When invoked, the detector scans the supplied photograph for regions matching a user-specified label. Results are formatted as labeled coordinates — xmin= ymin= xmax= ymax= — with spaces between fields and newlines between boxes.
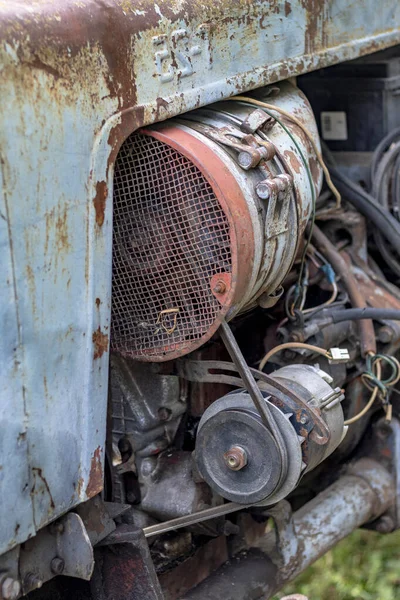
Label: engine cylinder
xmin=111 ymin=81 xmax=322 ymax=361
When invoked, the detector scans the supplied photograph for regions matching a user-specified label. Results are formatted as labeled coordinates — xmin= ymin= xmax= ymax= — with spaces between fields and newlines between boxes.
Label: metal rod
xmin=181 ymin=459 xmax=395 ymax=600
xmin=143 ymin=502 xmax=249 ymax=538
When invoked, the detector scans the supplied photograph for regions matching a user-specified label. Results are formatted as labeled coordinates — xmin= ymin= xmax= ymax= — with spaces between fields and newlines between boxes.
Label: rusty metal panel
xmin=0 ymin=0 xmax=399 ymax=555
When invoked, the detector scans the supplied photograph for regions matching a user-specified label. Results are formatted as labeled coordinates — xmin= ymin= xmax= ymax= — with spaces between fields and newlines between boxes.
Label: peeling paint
xmin=85 ymin=447 xmax=103 ymax=498
xmin=92 ymin=327 xmax=109 ymax=360
xmin=93 ymin=180 xmax=108 ymax=227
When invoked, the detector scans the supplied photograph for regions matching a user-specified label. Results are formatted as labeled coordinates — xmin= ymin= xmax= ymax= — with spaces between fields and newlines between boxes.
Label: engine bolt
xmin=299 ymin=414 xmax=308 ymax=425
xmin=213 ymin=280 xmax=226 ymax=294
xmin=378 ymin=325 xmax=394 ymax=344
xmin=49 ymin=521 xmax=64 ymax=535
xmin=223 ymin=446 xmax=247 ymax=471
xmin=255 ymin=181 xmax=272 ymax=200
xmin=24 ymin=573 xmax=43 ymax=591
xmin=158 ymin=407 xmax=171 ymax=421
xmin=50 ymin=557 xmax=65 ymax=575
xmin=1 ymin=577 xmax=21 ymax=600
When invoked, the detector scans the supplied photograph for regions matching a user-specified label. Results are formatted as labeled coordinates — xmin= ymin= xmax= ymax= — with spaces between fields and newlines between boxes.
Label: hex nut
xmin=255 ymin=181 xmax=272 ymax=200
xmin=299 ymin=414 xmax=308 ymax=425
xmin=24 ymin=573 xmax=43 ymax=591
xmin=50 ymin=557 xmax=65 ymax=575
xmin=1 ymin=577 xmax=21 ymax=600
xmin=223 ymin=446 xmax=248 ymax=471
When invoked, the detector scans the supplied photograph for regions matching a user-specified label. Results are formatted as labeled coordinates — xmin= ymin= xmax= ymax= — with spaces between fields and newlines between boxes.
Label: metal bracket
xmin=20 ymin=512 xmax=94 ymax=596
xmin=193 ymin=123 xmax=276 ymax=169
xmin=92 ymin=525 xmax=164 ymax=600
xmin=263 ymin=501 xmax=299 ymax=582
xmin=177 ymin=357 xmax=330 ymax=444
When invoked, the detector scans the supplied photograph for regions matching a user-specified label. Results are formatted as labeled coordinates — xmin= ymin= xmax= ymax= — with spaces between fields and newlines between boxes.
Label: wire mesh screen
xmin=111 ymin=132 xmax=232 ymax=360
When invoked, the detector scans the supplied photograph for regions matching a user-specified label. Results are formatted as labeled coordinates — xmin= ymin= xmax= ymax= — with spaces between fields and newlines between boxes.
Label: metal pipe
xmin=312 ymin=225 xmax=376 ymax=356
xmin=181 ymin=459 xmax=394 ymax=600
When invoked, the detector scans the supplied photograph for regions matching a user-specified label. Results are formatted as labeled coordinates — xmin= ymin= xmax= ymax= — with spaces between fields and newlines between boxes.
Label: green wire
xmin=237 ymin=101 xmax=317 ymax=309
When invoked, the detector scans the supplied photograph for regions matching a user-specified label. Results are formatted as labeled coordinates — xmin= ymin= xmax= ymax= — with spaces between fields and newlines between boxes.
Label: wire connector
xmin=328 ymin=347 xmax=350 ymax=363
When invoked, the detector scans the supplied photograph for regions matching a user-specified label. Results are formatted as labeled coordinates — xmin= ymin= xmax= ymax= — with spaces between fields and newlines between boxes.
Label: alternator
xmin=195 ymin=365 xmax=346 ymax=505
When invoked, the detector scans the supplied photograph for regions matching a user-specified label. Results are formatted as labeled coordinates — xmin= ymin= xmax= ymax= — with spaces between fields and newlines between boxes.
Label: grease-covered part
xmin=111 ymin=81 xmax=322 ymax=361
xmin=195 ymin=365 xmax=345 ymax=504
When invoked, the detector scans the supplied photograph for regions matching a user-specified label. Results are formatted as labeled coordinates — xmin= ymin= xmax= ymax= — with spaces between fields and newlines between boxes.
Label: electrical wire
xmin=259 ymin=342 xmax=332 ymax=371
xmin=322 ymin=141 xmax=400 ymax=253
xmin=344 ymin=354 xmax=400 ymax=425
xmin=370 ymin=135 xmax=400 ymax=278
xmin=302 ymin=280 xmax=338 ymax=314
xmin=343 ymin=360 xmax=381 ymax=425
xmin=284 ymin=272 xmax=338 ymax=317
xmin=370 ymin=126 xmax=400 ymax=184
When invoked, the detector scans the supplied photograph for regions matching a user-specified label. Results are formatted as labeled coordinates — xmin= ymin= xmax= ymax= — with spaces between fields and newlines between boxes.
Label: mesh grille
xmin=111 ymin=132 xmax=232 ymax=360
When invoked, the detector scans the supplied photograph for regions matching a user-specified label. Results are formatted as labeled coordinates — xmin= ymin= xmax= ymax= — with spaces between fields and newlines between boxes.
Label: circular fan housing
xmin=111 ymin=125 xmax=255 ymax=361
xmin=111 ymin=83 xmax=322 ymax=361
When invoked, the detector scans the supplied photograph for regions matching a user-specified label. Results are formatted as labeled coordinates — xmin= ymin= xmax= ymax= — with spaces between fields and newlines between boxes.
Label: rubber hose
xmin=330 ymin=168 xmax=400 ymax=250
xmin=330 ymin=307 xmax=400 ymax=324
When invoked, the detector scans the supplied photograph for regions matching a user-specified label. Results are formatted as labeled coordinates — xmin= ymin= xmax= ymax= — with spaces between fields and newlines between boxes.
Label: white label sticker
xmin=321 ymin=111 xmax=348 ymax=141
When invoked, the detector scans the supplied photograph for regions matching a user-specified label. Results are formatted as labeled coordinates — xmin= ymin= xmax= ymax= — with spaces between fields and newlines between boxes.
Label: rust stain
xmin=284 ymin=149 xmax=301 ymax=174
xmin=284 ymin=1 xmax=292 ymax=16
xmin=155 ymin=96 xmax=170 ymax=121
xmin=76 ymin=476 xmax=84 ymax=497
xmin=95 ymin=297 xmax=101 ymax=308
xmin=300 ymin=0 xmax=327 ymax=54
xmin=32 ymin=467 xmax=55 ymax=509
xmin=93 ymin=180 xmax=108 ymax=227
xmin=308 ymin=155 xmax=321 ymax=184
xmin=85 ymin=446 xmax=103 ymax=498
xmin=55 ymin=207 xmax=70 ymax=251
xmin=92 ymin=326 xmax=109 ymax=359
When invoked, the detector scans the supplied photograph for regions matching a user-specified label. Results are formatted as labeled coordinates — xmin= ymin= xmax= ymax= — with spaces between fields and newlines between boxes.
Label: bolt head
xmin=299 ymin=414 xmax=308 ymax=425
xmin=24 ymin=573 xmax=43 ymax=591
xmin=158 ymin=407 xmax=171 ymax=421
xmin=49 ymin=521 xmax=64 ymax=535
xmin=2 ymin=577 xmax=21 ymax=600
xmin=378 ymin=326 xmax=394 ymax=344
xmin=237 ymin=151 xmax=254 ymax=170
xmin=50 ymin=557 xmax=65 ymax=575
xmin=256 ymin=182 xmax=272 ymax=200
xmin=223 ymin=446 xmax=248 ymax=471
xmin=213 ymin=280 xmax=226 ymax=294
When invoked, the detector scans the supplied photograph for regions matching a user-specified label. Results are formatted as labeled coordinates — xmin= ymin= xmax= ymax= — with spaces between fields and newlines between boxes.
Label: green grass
xmin=273 ymin=529 xmax=400 ymax=600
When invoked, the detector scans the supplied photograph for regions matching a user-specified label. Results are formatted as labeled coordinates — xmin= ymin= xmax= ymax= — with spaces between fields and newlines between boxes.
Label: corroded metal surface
xmin=0 ymin=0 xmax=400 ymax=555
xmin=183 ymin=459 xmax=395 ymax=600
